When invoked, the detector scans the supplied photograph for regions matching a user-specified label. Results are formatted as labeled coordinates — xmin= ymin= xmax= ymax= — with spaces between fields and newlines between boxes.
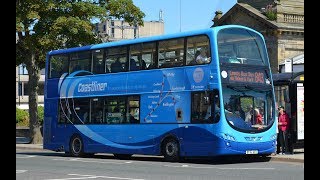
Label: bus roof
xmin=48 ymin=24 xmax=255 ymax=56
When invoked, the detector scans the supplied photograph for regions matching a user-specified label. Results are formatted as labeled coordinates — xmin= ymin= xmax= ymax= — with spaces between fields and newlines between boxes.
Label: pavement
xmin=16 ymin=137 xmax=304 ymax=163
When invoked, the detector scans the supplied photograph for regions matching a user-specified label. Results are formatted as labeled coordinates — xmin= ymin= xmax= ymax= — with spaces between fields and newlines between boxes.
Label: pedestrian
xmin=277 ymin=105 xmax=290 ymax=155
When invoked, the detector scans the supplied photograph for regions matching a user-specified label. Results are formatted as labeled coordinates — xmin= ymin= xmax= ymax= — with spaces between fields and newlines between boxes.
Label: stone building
xmin=212 ymin=0 xmax=304 ymax=73
xmin=96 ymin=10 xmax=164 ymax=42
xmin=16 ymin=65 xmax=45 ymax=110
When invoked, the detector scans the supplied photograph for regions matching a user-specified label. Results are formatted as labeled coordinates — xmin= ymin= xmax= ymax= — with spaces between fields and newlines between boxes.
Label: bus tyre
xmin=70 ymin=135 xmax=84 ymax=157
xmin=162 ymin=138 xmax=180 ymax=162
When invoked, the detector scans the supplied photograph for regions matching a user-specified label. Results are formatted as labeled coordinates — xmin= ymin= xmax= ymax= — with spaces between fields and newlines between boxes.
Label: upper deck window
xmin=217 ymin=28 xmax=268 ymax=66
xmin=92 ymin=49 xmax=105 ymax=74
xmin=49 ymin=54 xmax=68 ymax=78
xmin=186 ymin=35 xmax=211 ymax=65
xmin=130 ymin=42 xmax=156 ymax=70
xmin=158 ymin=38 xmax=184 ymax=68
xmin=106 ymin=46 xmax=127 ymax=73
xmin=69 ymin=51 xmax=91 ymax=74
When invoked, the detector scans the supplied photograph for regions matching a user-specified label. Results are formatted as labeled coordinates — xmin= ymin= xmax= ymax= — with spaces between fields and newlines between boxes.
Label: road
xmin=16 ymin=149 xmax=304 ymax=180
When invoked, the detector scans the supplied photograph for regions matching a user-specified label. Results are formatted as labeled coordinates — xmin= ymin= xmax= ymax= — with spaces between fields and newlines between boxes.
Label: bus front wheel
xmin=70 ymin=134 xmax=84 ymax=157
xmin=162 ymin=138 xmax=180 ymax=162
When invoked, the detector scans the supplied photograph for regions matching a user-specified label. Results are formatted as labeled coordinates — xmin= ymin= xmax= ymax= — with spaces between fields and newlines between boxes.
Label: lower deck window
xmin=58 ymin=95 xmax=140 ymax=125
xmin=191 ymin=90 xmax=219 ymax=123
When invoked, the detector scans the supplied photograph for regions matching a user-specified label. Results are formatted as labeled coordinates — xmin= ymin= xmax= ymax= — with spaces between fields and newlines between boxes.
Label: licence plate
xmin=246 ymin=150 xmax=258 ymax=154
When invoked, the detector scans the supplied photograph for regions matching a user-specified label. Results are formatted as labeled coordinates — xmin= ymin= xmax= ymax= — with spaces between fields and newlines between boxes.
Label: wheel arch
xmin=160 ymin=133 xmax=181 ymax=155
xmin=69 ymin=133 xmax=85 ymax=157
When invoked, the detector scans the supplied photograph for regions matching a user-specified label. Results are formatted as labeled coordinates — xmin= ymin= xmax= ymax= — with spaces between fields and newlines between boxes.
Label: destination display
xmin=221 ymin=68 xmax=267 ymax=84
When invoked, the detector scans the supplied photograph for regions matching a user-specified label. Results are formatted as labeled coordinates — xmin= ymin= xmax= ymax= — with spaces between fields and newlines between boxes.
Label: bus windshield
xmin=217 ymin=28 xmax=268 ymax=65
xmin=222 ymin=84 xmax=274 ymax=132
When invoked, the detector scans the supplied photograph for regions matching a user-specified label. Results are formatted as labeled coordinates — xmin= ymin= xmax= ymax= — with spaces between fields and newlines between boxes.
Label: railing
xmin=283 ymin=14 xmax=304 ymax=23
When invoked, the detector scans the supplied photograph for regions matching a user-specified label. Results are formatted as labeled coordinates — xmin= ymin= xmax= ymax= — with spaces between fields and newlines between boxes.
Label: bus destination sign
xmin=223 ymin=69 xmax=266 ymax=84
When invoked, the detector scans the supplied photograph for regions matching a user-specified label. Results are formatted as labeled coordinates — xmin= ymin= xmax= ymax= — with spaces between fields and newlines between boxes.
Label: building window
xmin=18 ymin=82 xmax=23 ymax=96
xmin=111 ymin=28 xmax=115 ymax=37
xmin=18 ymin=64 xmax=28 ymax=75
xmin=40 ymin=68 xmax=45 ymax=75
xmin=37 ymin=83 xmax=44 ymax=95
xmin=134 ymin=27 xmax=137 ymax=38
xmin=23 ymin=82 xmax=29 ymax=96
xmin=111 ymin=21 xmax=115 ymax=37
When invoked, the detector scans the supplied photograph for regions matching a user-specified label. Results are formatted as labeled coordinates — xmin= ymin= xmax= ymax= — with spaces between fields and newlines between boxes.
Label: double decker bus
xmin=43 ymin=25 xmax=277 ymax=161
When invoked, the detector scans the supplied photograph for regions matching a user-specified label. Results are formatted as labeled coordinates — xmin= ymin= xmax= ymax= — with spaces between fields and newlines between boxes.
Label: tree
xmin=16 ymin=0 xmax=145 ymax=144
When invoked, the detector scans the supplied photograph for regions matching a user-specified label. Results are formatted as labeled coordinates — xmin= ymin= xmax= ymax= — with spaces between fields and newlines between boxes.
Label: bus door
xmin=181 ymin=90 xmax=218 ymax=156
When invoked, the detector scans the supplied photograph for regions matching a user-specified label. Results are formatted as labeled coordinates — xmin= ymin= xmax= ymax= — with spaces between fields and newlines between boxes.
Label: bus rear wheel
xmin=70 ymin=134 xmax=84 ymax=157
xmin=162 ymin=138 xmax=180 ymax=162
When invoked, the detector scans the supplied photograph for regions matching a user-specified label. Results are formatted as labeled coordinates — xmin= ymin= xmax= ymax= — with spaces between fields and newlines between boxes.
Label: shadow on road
xmin=16 ymin=151 xmax=271 ymax=165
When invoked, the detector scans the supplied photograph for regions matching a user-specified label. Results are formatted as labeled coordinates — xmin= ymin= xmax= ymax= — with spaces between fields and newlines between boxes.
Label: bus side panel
xmin=43 ymin=99 xmax=69 ymax=151
xmin=180 ymin=124 xmax=222 ymax=157
xmin=71 ymin=124 xmax=183 ymax=155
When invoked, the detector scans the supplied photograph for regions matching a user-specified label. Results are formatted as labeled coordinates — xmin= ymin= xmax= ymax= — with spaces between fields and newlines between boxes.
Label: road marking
xmin=16 ymin=170 xmax=28 ymax=173
xmin=45 ymin=173 xmax=144 ymax=180
xmin=52 ymin=158 xmax=133 ymax=165
xmin=16 ymin=155 xmax=36 ymax=158
xmin=218 ymin=167 xmax=275 ymax=170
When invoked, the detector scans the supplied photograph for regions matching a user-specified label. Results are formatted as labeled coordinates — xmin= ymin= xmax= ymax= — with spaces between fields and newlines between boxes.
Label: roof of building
xmin=213 ymin=3 xmax=304 ymax=31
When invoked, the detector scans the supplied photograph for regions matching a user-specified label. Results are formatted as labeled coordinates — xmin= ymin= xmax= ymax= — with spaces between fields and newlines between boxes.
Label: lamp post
xmin=18 ymin=65 xmax=21 ymax=106
xmin=291 ymin=57 xmax=294 ymax=80
xmin=179 ymin=0 xmax=181 ymax=32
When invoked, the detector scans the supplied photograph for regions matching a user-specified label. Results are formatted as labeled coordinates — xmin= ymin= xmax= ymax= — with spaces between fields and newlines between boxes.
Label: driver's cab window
xmin=191 ymin=90 xmax=220 ymax=123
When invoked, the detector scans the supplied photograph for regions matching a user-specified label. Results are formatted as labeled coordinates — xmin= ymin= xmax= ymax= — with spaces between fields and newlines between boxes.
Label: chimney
xmin=159 ymin=9 xmax=164 ymax=22
xmin=212 ymin=10 xmax=223 ymax=26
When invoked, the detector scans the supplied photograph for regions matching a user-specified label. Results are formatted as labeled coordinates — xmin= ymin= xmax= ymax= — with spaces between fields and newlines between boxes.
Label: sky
xmin=132 ymin=0 xmax=237 ymax=35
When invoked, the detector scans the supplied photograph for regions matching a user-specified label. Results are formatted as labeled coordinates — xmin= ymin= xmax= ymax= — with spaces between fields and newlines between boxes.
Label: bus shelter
xmin=272 ymin=71 xmax=304 ymax=152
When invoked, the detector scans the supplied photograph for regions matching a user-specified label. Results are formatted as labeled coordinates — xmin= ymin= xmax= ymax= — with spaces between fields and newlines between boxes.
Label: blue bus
xmin=43 ymin=25 xmax=277 ymax=161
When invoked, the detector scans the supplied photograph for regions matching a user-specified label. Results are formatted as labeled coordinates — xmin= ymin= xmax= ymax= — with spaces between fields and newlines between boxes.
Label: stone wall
xmin=16 ymin=127 xmax=29 ymax=137
xmin=278 ymin=33 xmax=304 ymax=61
xmin=264 ymin=35 xmax=279 ymax=73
